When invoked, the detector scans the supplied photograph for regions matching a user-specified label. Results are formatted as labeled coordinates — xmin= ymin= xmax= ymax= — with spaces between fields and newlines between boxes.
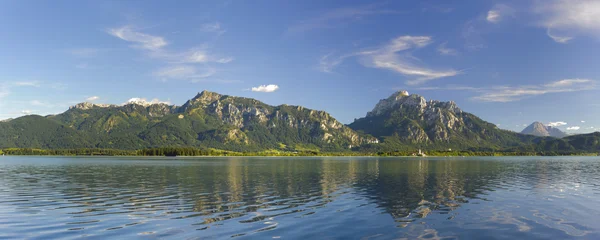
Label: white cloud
xmin=549 ymin=121 xmax=567 ymax=127
xmin=486 ymin=4 xmax=515 ymax=23
xmin=320 ymin=36 xmax=459 ymax=85
xmin=153 ymin=65 xmax=216 ymax=82
xmin=487 ymin=11 xmax=501 ymax=23
xmin=14 ymin=81 xmax=41 ymax=87
xmin=567 ymin=126 xmax=580 ymax=131
xmin=251 ymin=84 xmax=279 ymax=93
xmin=534 ymin=0 xmax=600 ymax=43
xmin=86 ymin=96 xmax=100 ymax=102
xmin=437 ymin=42 xmax=458 ymax=56
xmin=581 ymin=120 xmax=586 ymax=123
xmin=108 ymin=26 xmax=167 ymax=51
xmin=21 ymin=110 xmax=32 ymax=115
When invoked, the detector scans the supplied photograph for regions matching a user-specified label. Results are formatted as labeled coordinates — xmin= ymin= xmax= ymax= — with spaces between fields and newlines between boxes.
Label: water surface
xmin=0 ymin=156 xmax=599 ymax=239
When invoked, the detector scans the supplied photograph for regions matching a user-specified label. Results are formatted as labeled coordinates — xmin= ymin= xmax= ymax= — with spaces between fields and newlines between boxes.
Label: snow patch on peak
xmin=124 ymin=98 xmax=170 ymax=107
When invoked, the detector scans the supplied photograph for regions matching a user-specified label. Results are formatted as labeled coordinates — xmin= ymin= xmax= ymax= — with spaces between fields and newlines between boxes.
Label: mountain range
xmin=0 ymin=90 xmax=597 ymax=153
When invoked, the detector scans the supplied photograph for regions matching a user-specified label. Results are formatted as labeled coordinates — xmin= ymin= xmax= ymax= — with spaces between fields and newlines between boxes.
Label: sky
xmin=1 ymin=0 xmax=600 ymax=133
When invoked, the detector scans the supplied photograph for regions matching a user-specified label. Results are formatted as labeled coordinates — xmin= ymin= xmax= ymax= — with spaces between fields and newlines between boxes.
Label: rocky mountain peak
xmin=521 ymin=121 xmax=567 ymax=138
xmin=367 ymin=91 xmax=460 ymax=117
xmin=192 ymin=90 xmax=222 ymax=103
xmin=69 ymin=102 xmax=115 ymax=110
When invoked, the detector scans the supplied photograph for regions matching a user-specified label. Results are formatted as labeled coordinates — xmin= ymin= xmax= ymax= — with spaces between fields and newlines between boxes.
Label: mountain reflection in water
xmin=0 ymin=157 xmax=599 ymax=239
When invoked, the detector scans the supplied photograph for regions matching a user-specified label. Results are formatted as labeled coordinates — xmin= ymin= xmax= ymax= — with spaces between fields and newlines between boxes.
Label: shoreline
xmin=2 ymin=147 xmax=597 ymax=157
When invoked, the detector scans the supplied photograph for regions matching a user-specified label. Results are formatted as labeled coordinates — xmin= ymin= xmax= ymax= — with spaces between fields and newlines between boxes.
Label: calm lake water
xmin=1 ymin=156 xmax=599 ymax=239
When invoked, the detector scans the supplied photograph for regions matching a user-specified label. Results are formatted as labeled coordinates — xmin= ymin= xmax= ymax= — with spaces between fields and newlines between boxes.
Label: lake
xmin=0 ymin=156 xmax=599 ymax=239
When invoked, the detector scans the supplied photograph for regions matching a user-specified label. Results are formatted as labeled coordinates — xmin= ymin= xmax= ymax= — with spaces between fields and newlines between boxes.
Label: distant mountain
xmin=348 ymin=91 xmax=539 ymax=151
xmin=0 ymin=91 xmax=375 ymax=151
xmin=521 ymin=122 xmax=567 ymax=138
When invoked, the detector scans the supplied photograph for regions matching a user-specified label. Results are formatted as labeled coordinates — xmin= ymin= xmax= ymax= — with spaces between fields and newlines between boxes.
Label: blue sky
xmin=1 ymin=0 xmax=600 ymax=133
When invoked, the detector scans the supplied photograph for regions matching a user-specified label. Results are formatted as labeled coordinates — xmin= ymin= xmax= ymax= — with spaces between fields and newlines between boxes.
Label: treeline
xmin=1 ymin=147 xmax=598 ymax=157
xmin=1 ymin=148 xmax=136 ymax=156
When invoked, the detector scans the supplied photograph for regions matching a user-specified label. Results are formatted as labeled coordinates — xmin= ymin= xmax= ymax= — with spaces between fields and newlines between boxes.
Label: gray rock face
xmin=178 ymin=91 xmax=375 ymax=146
xmin=349 ymin=90 xmax=523 ymax=148
xmin=521 ymin=122 xmax=567 ymax=138
xmin=70 ymin=102 xmax=116 ymax=110
xmin=366 ymin=91 xmax=466 ymax=142
xmin=368 ymin=91 xmax=462 ymax=118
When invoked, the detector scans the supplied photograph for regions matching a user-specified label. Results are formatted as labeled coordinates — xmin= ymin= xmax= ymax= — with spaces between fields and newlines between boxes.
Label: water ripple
xmin=0 ymin=156 xmax=599 ymax=239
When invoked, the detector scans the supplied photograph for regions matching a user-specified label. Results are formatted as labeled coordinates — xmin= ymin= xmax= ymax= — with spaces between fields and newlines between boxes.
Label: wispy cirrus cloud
xmin=437 ymin=42 xmax=458 ymax=56
xmin=14 ymin=81 xmax=41 ymax=87
xmin=108 ymin=26 xmax=168 ymax=51
xmin=473 ymin=79 xmax=595 ymax=102
xmin=546 ymin=28 xmax=573 ymax=43
xmin=486 ymin=4 xmax=515 ymax=23
xmin=287 ymin=3 xmax=402 ymax=34
xmin=251 ymin=84 xmax=279 ymax=93
xmin=533 ymin=0 xmax=600 ymax=43
xmin=462 ymin=4 xmax=515 ymax=51
xmin=108 ymin=25 xmax=233 ymax=83
xmin=318 ymin=52 xmax=355 ymax=73
xmin=419 ymin=79 xmax=595 ymax=102
xmin=153 ymin=65 xmax=217 ymax=82
xmin=320 ymin=36 xmax=459 ymax=85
